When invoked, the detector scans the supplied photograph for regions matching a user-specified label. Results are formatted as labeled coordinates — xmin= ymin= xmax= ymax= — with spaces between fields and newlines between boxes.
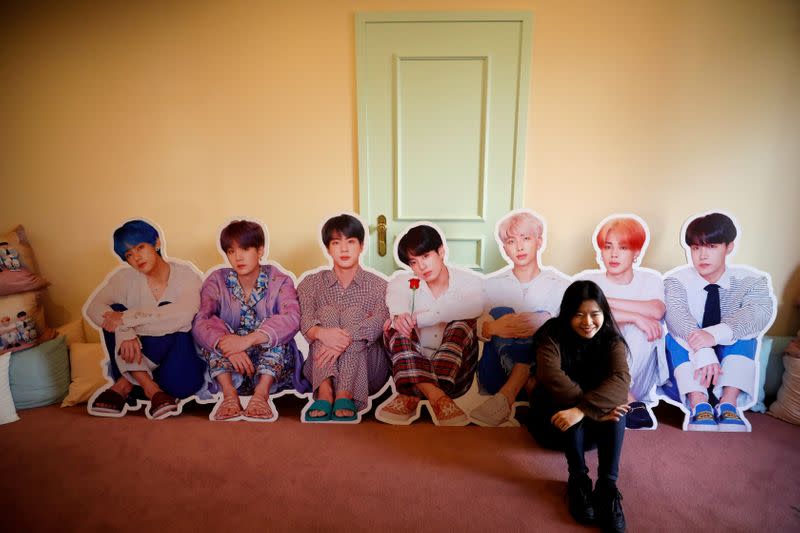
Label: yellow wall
xmin=2 ymin=0 xmax=799 ymax=337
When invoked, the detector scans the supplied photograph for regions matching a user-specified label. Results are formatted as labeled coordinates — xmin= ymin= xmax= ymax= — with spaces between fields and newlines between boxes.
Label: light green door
xmin=356 ymin=12 xmax=532 ymax=275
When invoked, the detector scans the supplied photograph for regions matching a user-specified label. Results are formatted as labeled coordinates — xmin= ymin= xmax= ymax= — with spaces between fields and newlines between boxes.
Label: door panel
xmin=356 ymin=13 xmax=532 ymax=275
xmin=397 ymin=57 xmax=486 ymax=221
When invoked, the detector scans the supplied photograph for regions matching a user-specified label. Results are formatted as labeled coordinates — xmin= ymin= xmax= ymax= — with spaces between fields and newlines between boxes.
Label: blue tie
xmin=702 ymin=284 xmax=721 ymax=328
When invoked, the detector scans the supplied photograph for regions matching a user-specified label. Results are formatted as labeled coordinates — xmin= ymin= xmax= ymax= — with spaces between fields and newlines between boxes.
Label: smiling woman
xmin=525 ymin=280 xmax=631 ymax=532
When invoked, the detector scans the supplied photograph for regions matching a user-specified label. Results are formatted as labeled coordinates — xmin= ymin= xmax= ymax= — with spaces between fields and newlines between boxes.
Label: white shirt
xmin=386 ymin=266 xmax=484 ymax=356
xmin=85 ymin=260 xmax=202 ymax=355
xmin=580 ymin=269 xmax=666 ymax=378
xmin=483 ymin=267 xmax=571 ymax=316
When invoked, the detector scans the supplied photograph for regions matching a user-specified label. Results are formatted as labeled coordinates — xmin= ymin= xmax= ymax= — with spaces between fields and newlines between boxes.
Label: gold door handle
xmin=377 ymin=215 xmax=387 ymax=257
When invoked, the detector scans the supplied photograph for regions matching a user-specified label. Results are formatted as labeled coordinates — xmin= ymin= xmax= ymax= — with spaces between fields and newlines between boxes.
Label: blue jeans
xmin=565 ymin=416 xmax=626 ymax=482
xmin=102 ymin=303 xmax=206 ymax=401
xmin=478 ymin=307 xmax=534 ymax=395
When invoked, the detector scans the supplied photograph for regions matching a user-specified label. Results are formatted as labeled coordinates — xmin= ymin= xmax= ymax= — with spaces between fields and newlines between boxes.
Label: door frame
xmin=354 ymin=11 xmax=533 ymax=225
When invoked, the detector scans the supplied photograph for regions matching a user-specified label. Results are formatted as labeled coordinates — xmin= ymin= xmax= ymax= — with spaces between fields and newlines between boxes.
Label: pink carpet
xmin=1 ymin=398 xmax=798 ymax=532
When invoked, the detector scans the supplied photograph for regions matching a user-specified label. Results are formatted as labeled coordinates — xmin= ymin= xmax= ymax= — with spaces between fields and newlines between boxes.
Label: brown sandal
xmin=244 ymin=395 xmax=273 ymax=420
xmin=147 ymin=391 xmax=178 ymax=420
xmin=214 ymin=396 xmax=243 ymax=421
xmin=90 ymin=388 xmax=127 ymax=416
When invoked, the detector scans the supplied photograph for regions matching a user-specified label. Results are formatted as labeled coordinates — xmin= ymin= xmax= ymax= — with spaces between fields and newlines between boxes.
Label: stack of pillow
xmin=0 ymin=225 xmax=68 ymax=424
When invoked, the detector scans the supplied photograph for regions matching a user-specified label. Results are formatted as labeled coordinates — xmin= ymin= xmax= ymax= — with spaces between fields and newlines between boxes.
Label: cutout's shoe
xmin=89 ymin=388 xmax=127 ymax=416
xmin=470 ymin=393 xmax=511 ymax=426
xmin=243 ymin=395 xmax=274 ymax=420
xmin=147 ymin=391 xmax=178 ymax=420
xmin=716 ymin=402 xmax=748 ymax=432
xmin=378 ymin=394 xmax=420 ymax=424
xmin=304 ymin=399 xmax=333 ymax=422
xmin=331 ymin=398 xmax=358 ymax=422
xmin=687 ymin=402 xmax=717 ymax=432
xmin=213 ymin=396 xmax=243 ymax=421
xmin=430 ymin=396 xmax=469 ymax=426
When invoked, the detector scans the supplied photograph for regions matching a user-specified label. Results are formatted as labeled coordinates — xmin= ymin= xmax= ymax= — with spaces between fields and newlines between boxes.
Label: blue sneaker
xmin=716 ymin=402 xmax=748 ymax=432
xmin=687 ymin=402 xmax=717 ymax=431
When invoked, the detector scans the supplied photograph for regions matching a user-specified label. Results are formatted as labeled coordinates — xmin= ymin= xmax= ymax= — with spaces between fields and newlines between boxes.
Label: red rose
xmin=409 ymin=278 xmax=420 ymax=290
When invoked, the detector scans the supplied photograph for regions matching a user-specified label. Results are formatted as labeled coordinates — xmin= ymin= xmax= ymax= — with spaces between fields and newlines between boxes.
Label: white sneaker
xmin=470 ymin=393 xmax=511 ymax=426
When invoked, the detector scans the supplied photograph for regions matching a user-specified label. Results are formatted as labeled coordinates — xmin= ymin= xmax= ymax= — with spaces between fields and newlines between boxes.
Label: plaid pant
xmin=383 ymin=319 xmax=478 ymax=399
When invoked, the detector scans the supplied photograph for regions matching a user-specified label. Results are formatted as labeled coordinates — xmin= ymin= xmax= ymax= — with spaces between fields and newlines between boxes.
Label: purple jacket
xmin=192 ymin=264 xmax=310 ymax=393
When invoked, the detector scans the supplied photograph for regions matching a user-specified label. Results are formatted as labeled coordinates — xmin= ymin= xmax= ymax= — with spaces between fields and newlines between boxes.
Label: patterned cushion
xmin=0 ymin=291 xmax=55 ymax=354
xmin=0 ymin=225 xmax=48 ymax=296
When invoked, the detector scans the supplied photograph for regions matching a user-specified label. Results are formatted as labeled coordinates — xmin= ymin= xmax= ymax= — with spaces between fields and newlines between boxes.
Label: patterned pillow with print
xmin=0 ymin=225 xmax=49 ymax=296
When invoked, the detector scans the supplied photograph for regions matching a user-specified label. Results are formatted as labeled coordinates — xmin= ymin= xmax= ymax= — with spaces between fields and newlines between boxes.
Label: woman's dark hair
xmin=685 ymin=212 xmax=737 ymax=246
xmin=557 ymin=280 xmax=623 ymax=345
xmin=220 ymin=220 xmax=265 ymax=252
xmin=397 ymin=225 xmax=444 ymax=265
xmin=321 ymin=214 xmax=365 ymax=247
xmin=544 ymin=280 xmax=627 ymax=380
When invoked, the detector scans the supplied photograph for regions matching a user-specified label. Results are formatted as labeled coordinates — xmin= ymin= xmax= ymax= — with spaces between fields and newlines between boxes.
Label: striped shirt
xmin=664 ymin=265 xmax=774 ymax=367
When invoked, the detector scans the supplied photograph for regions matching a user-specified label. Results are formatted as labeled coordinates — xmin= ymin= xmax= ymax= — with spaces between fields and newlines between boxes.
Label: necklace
xmin=147 ymin=263 xmax=170 ymax=301
xmin=148 ymin=278 xmax=167 ymax=300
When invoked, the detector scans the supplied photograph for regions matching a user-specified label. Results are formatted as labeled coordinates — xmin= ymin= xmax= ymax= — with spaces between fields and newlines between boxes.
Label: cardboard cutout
xmin=295 ymin=213 xmax=392 ymax=423
xmin=660 ymin=211 xmax=776 ymax=432
xmin=376 ymin=222 xmax=485 ymax=426
xmin=83 ymin=219 xmax=205 ymax=420
xmin=192 ymin=218 xmax=310 ymax=422
xmin=471 ymin=208 xmax=571 ymax=427
xmin=576 ymin=214 xmax=666 ymax=430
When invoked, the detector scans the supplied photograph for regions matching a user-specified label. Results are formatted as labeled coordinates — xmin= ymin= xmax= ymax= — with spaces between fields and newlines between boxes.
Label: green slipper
xmin=331 ymin=398 xmax=358 ymax=422
xmin=304 ymin=399 xmax=332 ymax=422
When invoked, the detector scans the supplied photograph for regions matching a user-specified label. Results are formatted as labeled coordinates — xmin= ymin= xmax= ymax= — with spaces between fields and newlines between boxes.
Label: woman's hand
xmin=101 ymin=311 xmax=124 ymax=332
xmin=632 ymin=315 xmax=664 ymax=342
xmin=316 ymin=327 xmax=352 ymax=352
xmin=226 ymin=351 xmax=255 ymax=376
xmin=218 ymin=334 xmax=255 ymax=356
xmin=599 ymin=404 xmax=631 ymax=422
xmin=118 ymin=338 xmax=143 ymax=364
xmin=551 ymin=407 xmax=585 ymax=432
xmin=393 ymin=313 xmax=417 ymax=339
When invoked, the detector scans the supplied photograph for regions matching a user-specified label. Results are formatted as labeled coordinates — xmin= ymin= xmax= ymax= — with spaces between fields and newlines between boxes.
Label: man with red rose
xmin=379 ymin=223 xmax=484 ymax=426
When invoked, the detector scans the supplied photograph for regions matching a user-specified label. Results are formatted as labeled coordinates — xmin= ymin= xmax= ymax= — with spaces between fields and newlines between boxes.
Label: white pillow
xmin=0 ymin=351 xmax=20 ymax=425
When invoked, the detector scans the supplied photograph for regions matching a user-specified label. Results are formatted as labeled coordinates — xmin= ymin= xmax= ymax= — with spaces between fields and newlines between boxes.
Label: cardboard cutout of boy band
xmin=661 ymin=211 xmax=776 ymax=432
xmin=472 ymin=209 xmax=571 ymax=427
xmin=84 ymin=219 xmax=206 ymax=419
xmin=576 ymin=214 xmax=666 ymax=430
xmin=296 ymin=213 xmax=392 ymax=423
xmin=191 ymin=219 xmax=310 ymax=422
xmin=376 ymin=222 xmax=484 ymax=426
